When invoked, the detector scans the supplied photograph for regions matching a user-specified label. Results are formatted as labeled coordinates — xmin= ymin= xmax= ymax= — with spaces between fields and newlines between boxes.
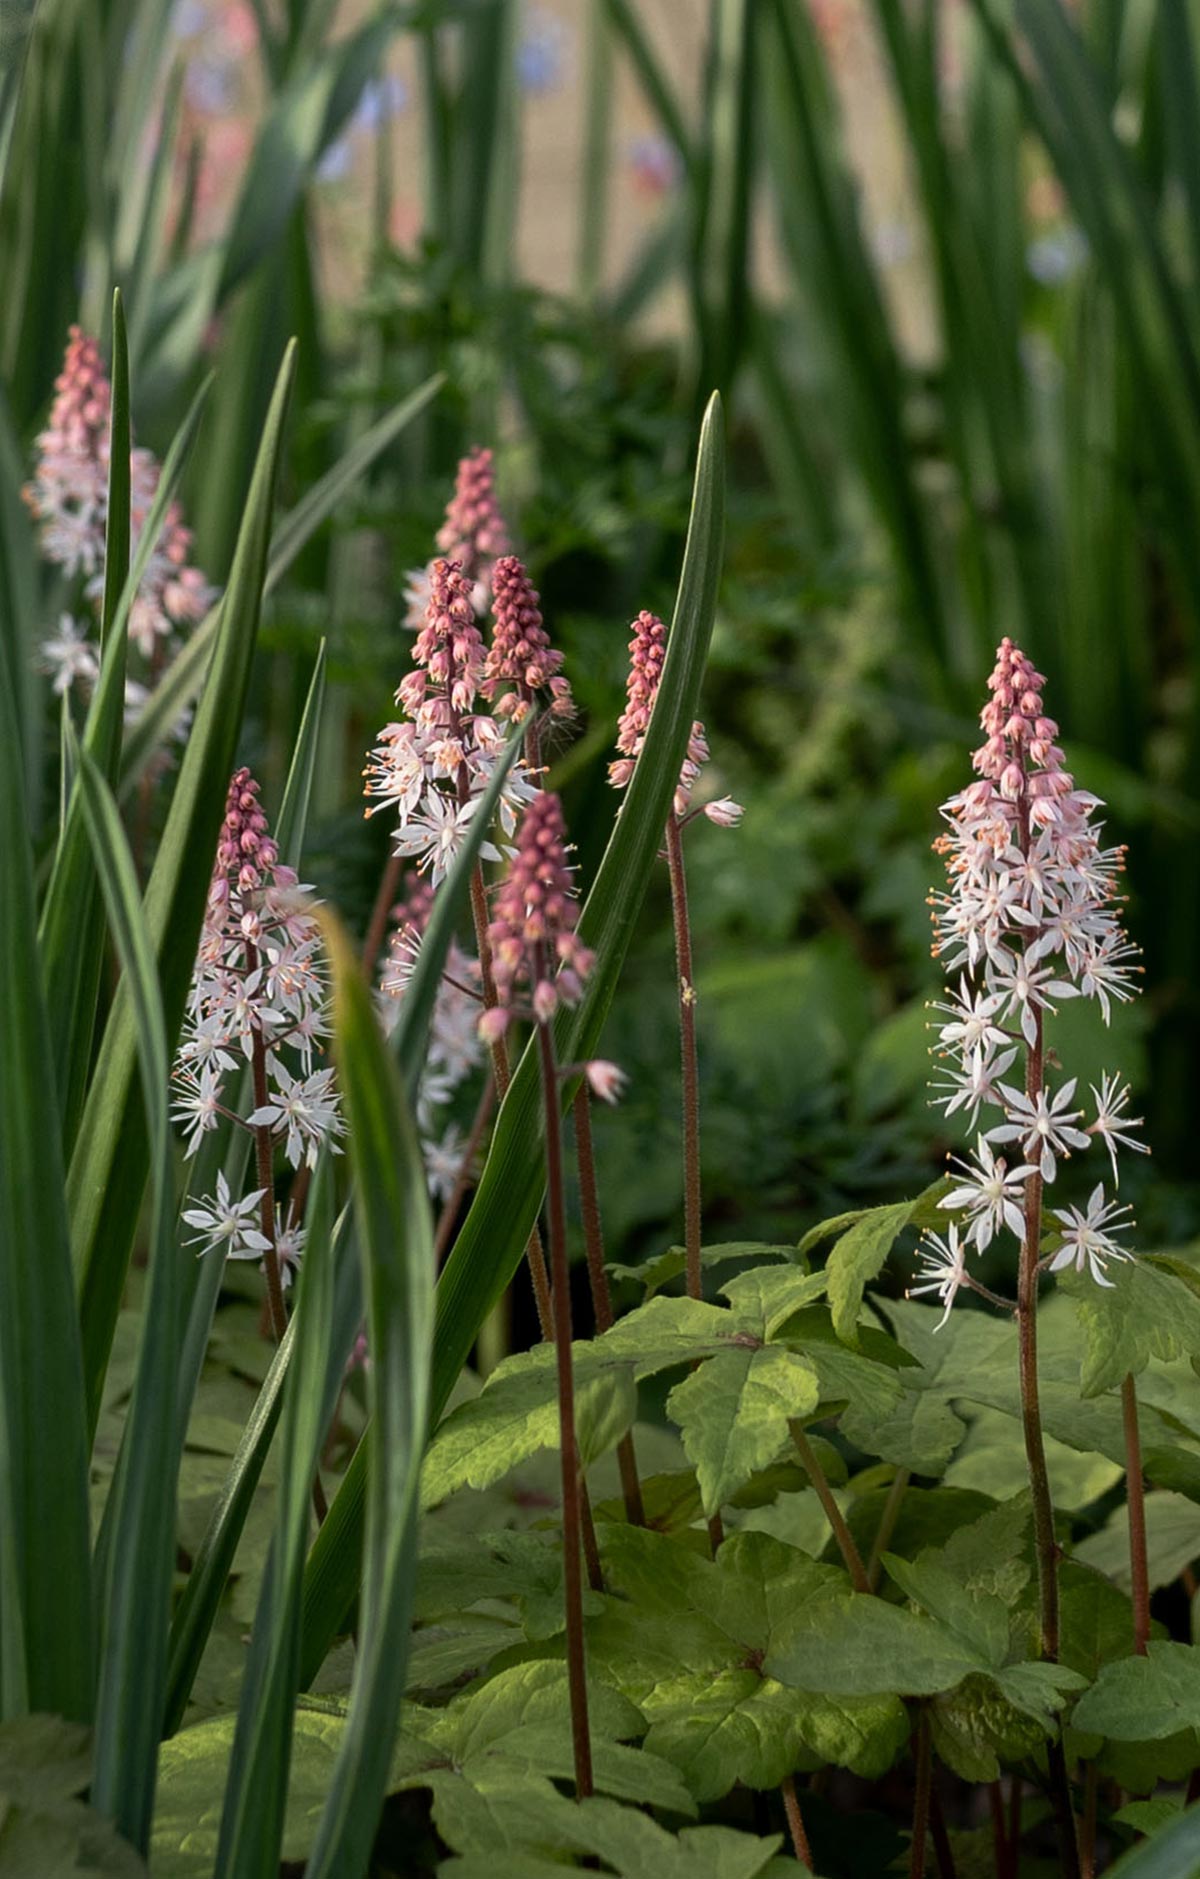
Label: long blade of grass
xmin=117 ymin=372 xmax=445 ymax=797
xmin=759 ymin=0 xmax=952 ymax=676
xmin=68 ymin=343 xmax=297 ymax=1439
xmin=74 ymin=747 xmax=180 ymax=1853
xmin=0 ymin=632 xmax=93 ymax=1724
xmin=603 ymin=0 xmax=695 ymax=176
xmin=39 ymin=347 xmax=212 ymax=1156
xmin=214 ymin=1157 xmax=340 ymax=1878
xmin=38 ymin=290 xmax=130 ymax=1150
xmin=298 ymin=390 xmax=727 ymax=1682
xmin=0 ymin=382 xmax=43 ymax=819
xmin=302 ymin=913 xmax=433 ymax=1879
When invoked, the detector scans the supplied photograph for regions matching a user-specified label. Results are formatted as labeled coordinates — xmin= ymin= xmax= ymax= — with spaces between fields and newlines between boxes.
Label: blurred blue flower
xmin=172 ymin=0 xmax=206 ymax=38
xmin=627 ymin=133 xmax=681 ymax=197
xmin=316 ymin=136 xmax=353 ymax=184
xmin=517 ymin=6 xmax=569 ymax=95
xmin=353 ymin=72 xmax=409 ymax=132
xmin=1026 ymin=224 xmax=1088 ymax=286
xmin=185 ymin=54 xmax=235 ymax=115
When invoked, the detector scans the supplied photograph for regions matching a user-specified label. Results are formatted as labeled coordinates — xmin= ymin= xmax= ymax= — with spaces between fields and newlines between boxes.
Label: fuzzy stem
xmin=1122 ymin=1372 xmax=1151 ymax=1656
xmin=665 ymin=814 xmax=723 ymax=1551
xmin=245 ymin=946 xmax=289 ymax=1349
xmin=789 ymin=1420 xmax=870 ymax=1593
xmin=1018 ymin=1012 xmax=1060 ymax=1664
xmin=362 ymin=851 xmax=403 ymax=978
xmin=248 ymin=994 xmax=326 ymax=1525
xmin=664 ymin=814 xmax=702 ymax=1300
xmin=866 ymin=1468 xmax=910 ymax=1591
xmin=780 ymin=1774 xmax=813 ymax=1868
xmin=1006 ymin=1777 xmax=1022 ymax=1879
xmin=1019 ymin=1022 xmax=1081 ymax=1878
xmin=535 ymin=1006 xmax=593 ymax=1799
xmin=573 ymin=1085 xmax=645 ymax=1527
xmin=1080 ymin=1760 xmax=1099 ymax=1879
xmin=909 ymin=1713 xmax=932 ymax=1879
xmin=929 ymin=1789 xmax=957 ymax=1879
xmin=467 ymin=857 xmax=554 ymax=1339
xmin=988 ymin=1781 xmax=1007 ymax=1878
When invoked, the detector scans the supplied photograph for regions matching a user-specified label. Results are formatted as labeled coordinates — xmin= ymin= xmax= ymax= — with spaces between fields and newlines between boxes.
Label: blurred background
xmin=3 ymin=0 xmax=1199 ymax=1287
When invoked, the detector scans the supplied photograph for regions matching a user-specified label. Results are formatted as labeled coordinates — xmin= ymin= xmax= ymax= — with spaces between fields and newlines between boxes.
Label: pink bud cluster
xmin=484 ymin=554 xmax=573 ymax=723
xmin=482 ymin=790 xmax=594 ymax=1035
xmin=363 ymin=558 xmax=537 ymax=885
xmin=436 ymin=446 xmax=511 ymax=597
xmin=919 ymin=639 xmax=1148 ymax=1315
xmin=172 ymin=768 xmax=343 ymax=1192
xmin=26 ymin=327 xmax=215 ymax=697
xmin=608 ymin=609 xmax=741 ymax=825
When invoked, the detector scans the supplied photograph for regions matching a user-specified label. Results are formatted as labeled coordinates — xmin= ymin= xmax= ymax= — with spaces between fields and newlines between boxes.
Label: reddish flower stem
xmin=664 ymin=813 xmax=702 ymax=1299
xmin=573 ymin=1085 xmax=645 ymax=1528
xmin=535 ymin=1000 xmax=593 ymax=1799
xmin=929 ymin=1790 xmax=957 ymax=1879
xmin=1122 ymin=1372 xmax=1151 ymax=1655
xmin=909 ymin=1713 xmax=932 ymax=1879
xmin=665 ymin=813 xmax=724 ymax=1553
xmin=362 ymin=851 xmax=403 ymax=979
xmin=246 ymin=949 xmax=327 ymax=1525
xmin=780 ymin=1774 xmax=813 ymax=1868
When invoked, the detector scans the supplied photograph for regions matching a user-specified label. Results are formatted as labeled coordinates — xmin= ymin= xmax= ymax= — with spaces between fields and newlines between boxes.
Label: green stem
xmin=790 ymin=1420 xmax=869 ymax=1593
xmin=866 ymin=1467 xmax=910 ymax=1591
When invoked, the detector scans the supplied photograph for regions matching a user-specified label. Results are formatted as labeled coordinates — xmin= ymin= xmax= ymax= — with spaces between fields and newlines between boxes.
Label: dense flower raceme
xmin=25 ymin=326 xmax=215 ymax=701
xmin=380 ymin=876 xmax=486 ymax=1202
xmin=405 ymin=446 xmax=511 ymax=627
xmin=363 ymin=557 xmax=538 ymax=886
xmin=484 ymin=554 xmax=573 ymax=725
xmin=481 ymin=789 xmax=595 ymax=1037
xmin=608 ymin=608 xmax=742 ymax=825
xmin=919 ymin=638 xmax=1147 ymax=1314
xmin=172 ymin=768 xmax=344 ymax=1277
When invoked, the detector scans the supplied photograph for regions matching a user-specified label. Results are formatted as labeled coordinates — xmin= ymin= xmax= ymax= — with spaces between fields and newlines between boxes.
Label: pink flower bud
xmin=584 ymin=1060 xmax=628 ymax=1104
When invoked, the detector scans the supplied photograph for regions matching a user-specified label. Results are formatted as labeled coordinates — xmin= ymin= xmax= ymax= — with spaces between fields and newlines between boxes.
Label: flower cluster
xmin=608 ymin=608 xmax=741 ymax=824
xmin=380 ymin=876 xmax=486 ymax=1202
xmin=26 ymin=326 xmax=214 ymax=700
xmin=172 ymin=769 xmax=343 ymax=1271
xmin=482 ymin=790 xmax=594 ymax=1035
xmin=363 ymin=558 xmax=537 ymax=885
xmin=484 ymin=554 xmax=573 ymax=724
xmin=405 ymin=447 xmax=511 ymax=627
xmin=920 ymin=638 xmax=1147 ymax=1310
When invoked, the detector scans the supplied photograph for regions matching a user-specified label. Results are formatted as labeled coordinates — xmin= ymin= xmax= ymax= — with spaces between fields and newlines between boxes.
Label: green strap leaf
xmin=117 ymin=372 xmax=444 ymax=799
xmin=302 ymin=914 xmax=433 ymax=1878
xmin=39 ymin=348 xmax=212 ymax=1158
xmin=0 ymin=634 xmax=93 ymax=1723
xmin=68 ymin=342 xmax=297 ymax=1439
xmin=74 ymin=749 xmax=180 ymax=1853
xmin=298 ymin=391 xmax=726 ymax=1682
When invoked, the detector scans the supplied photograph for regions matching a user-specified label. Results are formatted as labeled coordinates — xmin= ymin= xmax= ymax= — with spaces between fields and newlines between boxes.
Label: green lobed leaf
xmin=822 ymin=1194 xmax=929 ymax=1346
xmin=1075 ymin=1491 xmax=1200 ymax=1595
xmin=667 ymin=1345 xmax=819 ymax=1516
xmin=608 ymin=1241 xmax=793 ymax=1302
xmin=1071 ymin=1641 xmax=1200 ymax=1743
xmin=1062 ymin=1257 xmax=1200 ymax=1399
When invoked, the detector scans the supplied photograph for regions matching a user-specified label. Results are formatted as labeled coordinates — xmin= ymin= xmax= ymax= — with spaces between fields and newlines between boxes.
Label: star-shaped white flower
xmin=182 ymin=1172 xmax=271 ymax=1260
xmin=1047 ymin=1184 xmax=1134 ymax=1287
xmin=940 ymin=1138 xmax=1037 ymax=1249
xmin=907 ymin=1225 xmax=967 ymax=1330
xmin=989 ymin=1077 xmax=1091 ymax=1182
